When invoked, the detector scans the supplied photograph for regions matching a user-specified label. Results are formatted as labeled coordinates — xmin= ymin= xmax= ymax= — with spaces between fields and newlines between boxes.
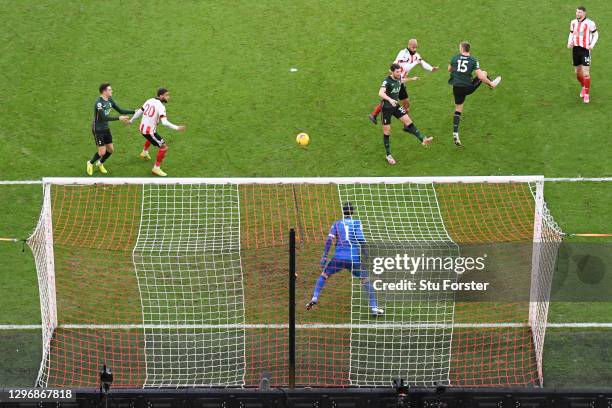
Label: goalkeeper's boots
xmin=371 ymin=307 xmax=385 ymax=316
xmin=86 ymin=161 xmax=94 ymax=176
xmin=306 ymin=299 xmax=318 ymax=310
xmin=368 ymin=114 xmax=378 ymax=125
xmin=422 ymin=136 xmax=433 ymax=146
xmin=152 ymin=167 xmax=167 ymax=177
xmin=96 ymin=162 xmax=108 ymax=174
xmin=139 ymin=150 xmax=151 ymax=161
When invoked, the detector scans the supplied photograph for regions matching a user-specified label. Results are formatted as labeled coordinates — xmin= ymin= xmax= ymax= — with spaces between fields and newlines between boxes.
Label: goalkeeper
xmin=306 ymin=202 xmax=384 ymax=316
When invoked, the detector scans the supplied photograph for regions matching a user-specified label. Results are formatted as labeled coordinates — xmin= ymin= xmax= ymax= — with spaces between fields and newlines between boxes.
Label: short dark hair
xmin=99 ymin=83 xmax=111 ymax=93
xmin=390 ymin=63 xmax=402 ymax=72
xmin=157 ymin=88 xmax=169 ymax=97
xmin=577 ymin=6 xmax=586 ymax=11
xmin=460 ymin=42 xmax=471 ymax=52
xmin=343 ymin=202 xmax=354 ymax=217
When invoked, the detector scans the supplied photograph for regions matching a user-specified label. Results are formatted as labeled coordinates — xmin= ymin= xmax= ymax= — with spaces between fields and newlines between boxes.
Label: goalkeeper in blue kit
xmin=306 ymin=202 xmax=384 ymax=316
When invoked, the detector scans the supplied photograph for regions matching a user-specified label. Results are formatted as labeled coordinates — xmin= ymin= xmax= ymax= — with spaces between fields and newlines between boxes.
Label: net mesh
xmin=27 ymin=178 xmax=562 ymax=388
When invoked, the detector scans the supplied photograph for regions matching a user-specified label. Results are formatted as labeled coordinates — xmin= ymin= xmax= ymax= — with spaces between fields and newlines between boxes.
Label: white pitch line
xmin=1 ymin=323 xmax=612 ymax=330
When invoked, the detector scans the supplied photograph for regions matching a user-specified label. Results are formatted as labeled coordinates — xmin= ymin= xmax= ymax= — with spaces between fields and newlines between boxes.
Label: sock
xmin=362 ymin=280 xmax=378 ymax=310
xmin=90 ymin=152 xmax=101 ymax=164
xmin=155 ymin=148 xmax=167 ymax=167
xmin=403 ymin=123 xmax=424 ymax=142
xmin=383 ymin=134 xmax=391 ymax=156
xmin=99 ymin=151 xmax=112 ymax=163
xmin=372 ymin=103 xmax=382 ymax=117
xmin=453 ymin=111 xmax=462 ymax=134
xmin=143 ymin=140 xmax=151 ymax=151
xmin=312 ymin=275 xmax=328 ymax=300
xmin=583 ymin=77 xmax=591 ymax=94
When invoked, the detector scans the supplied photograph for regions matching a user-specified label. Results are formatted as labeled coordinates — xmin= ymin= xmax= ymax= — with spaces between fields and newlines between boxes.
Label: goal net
xmin=28 ymin=176 xmax=562 ymax=388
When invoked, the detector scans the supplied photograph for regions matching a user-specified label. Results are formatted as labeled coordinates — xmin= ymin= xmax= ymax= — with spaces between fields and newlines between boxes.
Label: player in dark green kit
xmin=379 ymin=63 xmax=433 ymax=165
xmin=448 ymin=42 xmax=501 ymax=147
xmin=87 ymin=83 xmax=134 ymax=175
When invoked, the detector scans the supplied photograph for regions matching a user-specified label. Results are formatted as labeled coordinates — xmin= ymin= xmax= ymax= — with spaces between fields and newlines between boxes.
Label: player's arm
xmin=128 ymin=107 xmax=143 ymax=125
xmin=320 ymin=224 xmax=336 ymax=268
xmin=378 ymin=82 xmax=396 ymax=106
xmin=589 ymin=24 xmax=599 ymax=49
xmin=393 ymin=50 xmax=404 ymax=64
xmin=97 ymin=103 xmax=123 ymax=122
xmin=355 ymin=221 xmax=368 ymax=259
xmin=420 ymin=58 xmax=439 ymax=72
xmin=160 ymin=115 xmax=186 ymax=132
xmin=567 ymin=21 xmax=574 ymax=48
xmin=110 ymin=99 xmax=135 ymax=115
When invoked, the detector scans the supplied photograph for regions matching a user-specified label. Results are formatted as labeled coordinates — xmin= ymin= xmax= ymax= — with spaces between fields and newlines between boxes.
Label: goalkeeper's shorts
xmin=324 ymin=258 xmax=367 ymax=278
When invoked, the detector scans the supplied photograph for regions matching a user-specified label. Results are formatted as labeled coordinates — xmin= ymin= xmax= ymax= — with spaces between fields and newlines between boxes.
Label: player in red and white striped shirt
xmin=567 ymin=6 xmax=598 ymax=103
xmin=128 ymin=88 xmax=186 ymax=177
xmin=369 ymin=39 xmax=439 ymax=124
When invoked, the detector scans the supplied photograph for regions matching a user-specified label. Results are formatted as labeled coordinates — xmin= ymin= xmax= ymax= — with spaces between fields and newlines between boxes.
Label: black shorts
xmin=453 ymin=78 xmax=483 ymax=105
xmin=92 ymin=128 xmax=112 ymax=146
xmin=572 ymin=46 xmax=591 ymax=67
xmin=142 ymin=132 xmax=165 ymax=148
xmin=381 ymin=104 xmax=407 ymax=125
xmin=398 ymin=84 xmax=408 ymax=100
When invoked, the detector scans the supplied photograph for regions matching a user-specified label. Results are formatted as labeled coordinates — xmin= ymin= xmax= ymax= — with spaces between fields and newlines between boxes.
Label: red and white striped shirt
xmin=137 ymin=98 xmax=167 ymax=135
xmin=394 ymin=49 xmax=434 ymax=79
xmin=568 ymin=18 xmax=598 ymax=49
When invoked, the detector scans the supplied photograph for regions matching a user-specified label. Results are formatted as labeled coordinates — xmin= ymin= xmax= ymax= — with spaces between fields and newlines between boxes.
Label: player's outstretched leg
xmin=400 ymin=115 xmax=432 ymax=146
xmin=369 ymin=102 xmax=383 ymax=125
xmin=140 ymin=140 xmax=151 ymax=161
xmin=152 ymin=144 xmax=168 ymax=177
xmin=307 ymin=272 xmax=329 ymax=310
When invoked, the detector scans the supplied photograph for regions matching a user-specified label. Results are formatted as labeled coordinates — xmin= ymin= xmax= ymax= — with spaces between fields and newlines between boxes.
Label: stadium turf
xmin=0 ymin=0 xmax=610 ymax=388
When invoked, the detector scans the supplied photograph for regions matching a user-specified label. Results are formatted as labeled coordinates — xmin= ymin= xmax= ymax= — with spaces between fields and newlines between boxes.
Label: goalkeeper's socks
xmin=312 ymin=274 xmax=327 ymax=300
xmin=362 ymin=280 xmax=378 ymax=310
xmin=90 ymin=152 xmax=101 ymax=164
xmin=383 ymin=134 xmax=391 ymax=156
xmin=453 ymin=111 xmax=462 ymax=133
xmin=100 ymin=151 xmax=112 ymax=163
xmin=403 ymin=123 xmax=424 ymax=142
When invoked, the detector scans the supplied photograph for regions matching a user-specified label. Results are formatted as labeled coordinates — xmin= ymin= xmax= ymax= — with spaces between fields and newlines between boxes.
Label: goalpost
xmin=27 ymin=176 xmax=562 ymax=388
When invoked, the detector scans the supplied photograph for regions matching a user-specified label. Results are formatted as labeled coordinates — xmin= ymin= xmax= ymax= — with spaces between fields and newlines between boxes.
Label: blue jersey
xmin=327 ymin=217 xmax=366 ymax=261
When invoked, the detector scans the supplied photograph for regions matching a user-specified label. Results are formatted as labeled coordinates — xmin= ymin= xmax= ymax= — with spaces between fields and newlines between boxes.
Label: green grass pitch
xmin=0 ymin=0 xmax=611 ymax=387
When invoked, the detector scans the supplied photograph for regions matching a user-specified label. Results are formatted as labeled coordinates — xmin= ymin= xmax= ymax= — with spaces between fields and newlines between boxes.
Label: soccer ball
xmin=296 ymin=132 xmax=310 ymax=146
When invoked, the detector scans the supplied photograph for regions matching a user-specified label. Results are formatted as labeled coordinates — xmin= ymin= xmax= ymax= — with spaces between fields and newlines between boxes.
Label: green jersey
xmin=380 ymin=75 xmax=403 ymax=108
xmin=448 ymin=54 xmax=480 ymax=87
xmin=92 ymin=96 xmax=134 ymax=131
